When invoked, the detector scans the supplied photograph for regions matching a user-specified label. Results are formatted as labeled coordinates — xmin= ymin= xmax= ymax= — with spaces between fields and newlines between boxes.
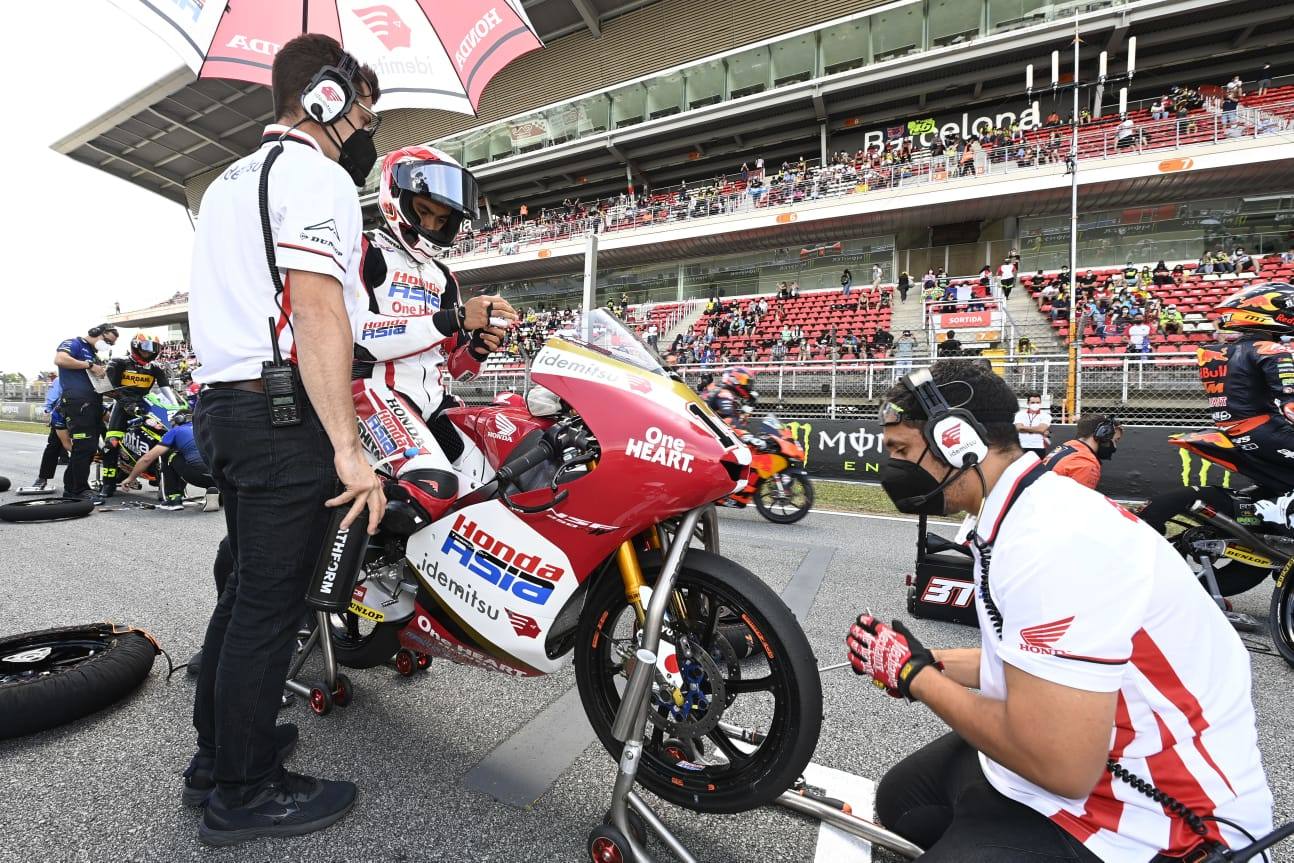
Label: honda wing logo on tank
xmin=488 ymin=414 xmax=517 ymax=441
xmin=354 ymin=5 xmax=411 ymax=50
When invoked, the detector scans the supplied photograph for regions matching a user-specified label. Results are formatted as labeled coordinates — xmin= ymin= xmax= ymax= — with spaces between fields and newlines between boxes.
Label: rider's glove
xmin=845 ymin=615 xmax=942 ymax=702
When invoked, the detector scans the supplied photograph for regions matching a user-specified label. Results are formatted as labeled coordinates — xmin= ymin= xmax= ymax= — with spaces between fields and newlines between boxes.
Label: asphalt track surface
xmin=0 ymin=427 xmax=1290 ymax=863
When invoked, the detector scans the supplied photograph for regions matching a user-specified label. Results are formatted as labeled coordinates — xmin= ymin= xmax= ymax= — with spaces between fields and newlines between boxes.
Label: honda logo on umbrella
xmin=355 ymin=5 xmax=411 ymax=51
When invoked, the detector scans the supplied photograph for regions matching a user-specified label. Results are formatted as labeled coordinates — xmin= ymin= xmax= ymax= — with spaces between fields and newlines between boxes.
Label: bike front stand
xmin=283 ymin=610 xmax=353 ymax=717
xmin=591 ymin=506 xmax=924 ymax=863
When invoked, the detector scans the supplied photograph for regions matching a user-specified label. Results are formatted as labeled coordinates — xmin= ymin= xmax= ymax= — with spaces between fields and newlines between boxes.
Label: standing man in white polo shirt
xmin=184 ymin=34 xmax=385 ymax=846
xmin=849 ymin=359 xmax=1271 ymax=861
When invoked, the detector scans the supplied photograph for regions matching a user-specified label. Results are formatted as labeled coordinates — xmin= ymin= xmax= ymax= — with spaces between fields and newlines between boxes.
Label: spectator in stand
xmin=771 ymin=341 xmax=787 ymax=362
xmin=1258 ymin=64 xmax=1273 ymax=96
xmin=874 ymin=327 xmax=894 ymax=350
xmin=935 ymin=267 xmax=951 ymax=294
xmin=1151 ymin=98 xmax=1167 ymax=121
xmin=645 ymin=322 xmax=659 ymax=351
xmin=872 ymin=263 xmax=884 ymax=291
xmin=1085 ymin=299 xmax=1107 ymax=337
xmin=1116 ymin=114 xmax=1136 ymax=149
xmin=1282 ymin=248 xmax=1294 ymax=264
xmin=1213 ymin=249 xmax=1235 ymax=273
xmin=896 ymin=270 xmax=911 ymax=303
xmin=1221 ymin=93 xmax=1240 ymax=127
xmin=841 ymin=268 xmax=853 ymax=297
xmin=1127 ymin=314 xmax=1151 ymax=354
xmin=1160 ymin=304 xmax=1184 ymax=335
xmin=1152 ymin=260 xmax=1173 ymax=286
xmin=1017 ymin=336 xmax=1035 ymax=356
xmin=894 ymin=330 xmax=916 ymax=373
xmin=1050 ymin=291 xmax=1070 ymax=322
xmin=1040 ymin=277 xmax=1060 ymax=303
xmin=938 ymin=329 xmax=962 ymax=357
xmin=1233 ymin=247 xmax=1254 ymax=273
xmin=1014 ymin=393 xmax=1051 ymax=459
xmin=1122 ymin=261 xmax=1140 ymax=286
xmin=1226 ymin=74 xmax=1244 ymax=101
xmin=998 ymin=257 xmax=1017 ymax=298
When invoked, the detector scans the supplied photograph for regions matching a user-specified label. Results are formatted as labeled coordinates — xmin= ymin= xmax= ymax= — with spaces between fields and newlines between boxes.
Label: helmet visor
xmin=393 ymin=160 xmax=480 ymax=220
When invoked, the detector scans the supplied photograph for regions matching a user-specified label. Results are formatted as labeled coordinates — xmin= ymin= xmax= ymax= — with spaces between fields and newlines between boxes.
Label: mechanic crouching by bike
xmin=350 ymin=146 xmax=516 ymax=515
xmin=98 ymin=332 xmax=178 ymax=503
xmin=850 ymin=359 xmax=1271 ymax=862
xmin=117 ymin=410 xmax=215 ymax=511
xmin=1200 ymin=282 xmax=1294 ymax=526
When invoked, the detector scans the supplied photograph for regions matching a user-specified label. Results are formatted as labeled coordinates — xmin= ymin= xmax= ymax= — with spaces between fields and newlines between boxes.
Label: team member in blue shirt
xmin=119 ymin=410 xmax=215 ymax=510
xmin=53 ymin=324 xmax=118 ymax=499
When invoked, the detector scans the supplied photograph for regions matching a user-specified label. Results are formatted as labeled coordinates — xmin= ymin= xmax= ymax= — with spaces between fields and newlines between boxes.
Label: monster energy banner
xmin=784 ymin=419 xmax=1237 ymax=500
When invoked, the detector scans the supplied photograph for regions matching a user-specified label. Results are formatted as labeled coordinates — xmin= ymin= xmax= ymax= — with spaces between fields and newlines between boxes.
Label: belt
xmin=207 ymin=379 xmax=265 ymax=393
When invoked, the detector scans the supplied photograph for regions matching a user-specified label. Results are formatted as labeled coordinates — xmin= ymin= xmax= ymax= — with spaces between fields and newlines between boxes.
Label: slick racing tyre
xmin=327 ymin=613 xmax=401 ymax=669
xmin=0 ymin=624 xmax=156 ymax=739
xmin=1138 ymin=487 xmax=1271 ymax=597
xmin=0 ymin=497 xmax=94 ymax=523
xmin=0 ymin=476 xmax=10 ymax=492
xmin=754 ymin=473 xmax=814 ymax=524
xmin=1269 ymin=565 xmax=1294 ymax=668
xmin=576 ymin=549 xmax=823 ymax=814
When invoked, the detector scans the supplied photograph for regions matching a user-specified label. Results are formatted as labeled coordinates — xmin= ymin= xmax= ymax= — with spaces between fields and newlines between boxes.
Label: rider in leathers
xmin=351 ymin=147 xmax=516 ymax=521
xmin=100 ymin=333 xmax=178 ymax=498
xmin=706 ymin=366 xmax=757 ymax=430
xmin=1201 ymin=282 xmax=1294 ymax=518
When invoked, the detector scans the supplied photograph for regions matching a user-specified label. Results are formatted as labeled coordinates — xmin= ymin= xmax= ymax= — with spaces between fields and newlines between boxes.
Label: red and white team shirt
xmin=191 ymin=125 xmax=365 ymax=383
xmin=958 ymin=454 xmax=1272 ymax=861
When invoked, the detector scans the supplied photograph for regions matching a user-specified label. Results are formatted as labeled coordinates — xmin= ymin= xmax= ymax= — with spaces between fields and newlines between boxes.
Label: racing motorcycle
xmin=89 ymin=391 xmax=187 ymax=494
xmin=1139 ymin=428 xmax=1294 ymax=666
xmin=327 ymin=310 xmax=823 ymax=813
xmin=718 ymin=414 xmax=814 ymax=524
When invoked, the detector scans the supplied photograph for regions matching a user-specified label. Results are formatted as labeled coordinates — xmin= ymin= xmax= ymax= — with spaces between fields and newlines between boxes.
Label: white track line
xmin=807 ymin=508 xmax=961 ymax=527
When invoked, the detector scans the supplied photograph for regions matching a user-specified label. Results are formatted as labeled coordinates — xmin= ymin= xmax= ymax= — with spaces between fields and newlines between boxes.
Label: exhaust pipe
xmin=1188 ymin=501 xmax=1288 ymax=565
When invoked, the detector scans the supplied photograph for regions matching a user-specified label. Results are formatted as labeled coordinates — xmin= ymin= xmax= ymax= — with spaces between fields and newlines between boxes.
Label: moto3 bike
xmin=328 ymin=310 xmax=823 ymax=813
xmin=718 ymin=414 xmax=814 ymax=524
xmin=1139 ymin=428 xmax=1294 ymax=665
xmin=90 ymin=391 xmax=186 ymax=494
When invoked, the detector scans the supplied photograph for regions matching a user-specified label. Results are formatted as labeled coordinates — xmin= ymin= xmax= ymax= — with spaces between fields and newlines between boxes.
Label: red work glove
xmin=845 ymin=615 xmax=942 ymax=702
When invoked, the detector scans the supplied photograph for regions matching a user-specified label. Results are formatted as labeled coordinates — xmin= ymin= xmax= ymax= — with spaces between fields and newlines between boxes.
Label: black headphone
xmin=900 ymin=368 xmax=990 ymax=469
xmin=300 ymin=52 xmax=360 ymax=126
xmin=88 ymin=323 xmax=113 ymax=338
xmin=1093 ymin=414 xmax=1119 ymax=443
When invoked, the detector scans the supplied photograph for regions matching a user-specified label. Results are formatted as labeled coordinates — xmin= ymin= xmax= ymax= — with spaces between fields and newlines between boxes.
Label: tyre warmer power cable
xmin=968 ymin=463 xmax=1262 ymax=859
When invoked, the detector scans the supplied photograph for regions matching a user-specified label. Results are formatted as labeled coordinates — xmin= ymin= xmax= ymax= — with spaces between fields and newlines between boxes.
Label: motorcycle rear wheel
xmin=1269 ymin=571 xmax=1294 ymax=668
xmin=754 ymin=474 xmax=814 ymax=524
xmin=574 ymin=549 xmax=822 ymax=814
xmin=1138 ymin=488 xmax=1272 ymax=597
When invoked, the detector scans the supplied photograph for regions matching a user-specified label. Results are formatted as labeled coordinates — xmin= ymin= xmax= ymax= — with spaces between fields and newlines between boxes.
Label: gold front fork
xmin=617 ymin=540 xmax=647 ymax=625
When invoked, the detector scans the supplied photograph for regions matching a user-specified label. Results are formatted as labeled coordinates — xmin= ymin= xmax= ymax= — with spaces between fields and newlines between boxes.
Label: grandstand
xmin=71 ymin=0 xmax=1294 ymax=425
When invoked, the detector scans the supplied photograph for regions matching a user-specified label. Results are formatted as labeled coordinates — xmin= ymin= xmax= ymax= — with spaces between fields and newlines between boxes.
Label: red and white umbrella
xmin=108 ymin=0 xmax=543 ymax=114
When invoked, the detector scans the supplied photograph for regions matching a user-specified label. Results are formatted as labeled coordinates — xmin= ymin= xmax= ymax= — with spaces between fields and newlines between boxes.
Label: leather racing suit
xmin=1198 ymin=335 xmax=1294 ymax=489
xmin=102 ymin=357 xmax=175 ymax=489
xmin=706 ymin=385 xmax=748 ymax=428
xmin=351 ymin=228 xmax=486 ymax=516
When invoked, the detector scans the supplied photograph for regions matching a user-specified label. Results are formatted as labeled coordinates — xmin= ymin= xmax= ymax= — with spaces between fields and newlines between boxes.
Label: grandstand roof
xmin=55 ymin=0 xmax=1294 ymax=215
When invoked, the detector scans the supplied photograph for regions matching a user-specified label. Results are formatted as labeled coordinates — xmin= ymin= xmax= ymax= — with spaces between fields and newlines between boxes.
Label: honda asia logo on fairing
xmin=625 ymin=427 xmax=694 ymax=473
xmin=441 ymin=515 xmax=563 ymax=605
xmin=362 ymin=319 xmax=408 ymax=340
xmin=487 ymin=414 xmax=517 ymax=441
xmin=507 ymin=610 xmax=541 ymax=639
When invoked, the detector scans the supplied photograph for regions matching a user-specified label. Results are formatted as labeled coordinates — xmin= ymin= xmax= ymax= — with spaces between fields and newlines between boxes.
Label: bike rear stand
xmin=591 ymin=508 xmax=923 ymax=863
xmin=283 ymin=611 xmax=353 ymax=717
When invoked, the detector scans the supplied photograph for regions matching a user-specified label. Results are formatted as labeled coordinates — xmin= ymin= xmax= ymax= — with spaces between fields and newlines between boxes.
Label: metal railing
xmin=449 ymin=350 xmax=1213 ymax=426
xmin=446 ymin=96 xmax=1294 ymax=263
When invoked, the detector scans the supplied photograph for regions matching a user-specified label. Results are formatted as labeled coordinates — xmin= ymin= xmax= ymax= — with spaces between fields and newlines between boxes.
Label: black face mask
xmin=338 ymin=128 xmax=377 ymax=187
xmin=1097 ymin=441 xmax=1117 ymax=461
xmin=880 ymin=454 xmax=947 ymax=515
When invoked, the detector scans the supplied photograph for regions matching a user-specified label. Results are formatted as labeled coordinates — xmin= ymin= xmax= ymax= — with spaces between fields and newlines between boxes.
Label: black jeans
xmin=38 ymin=426 xmax=66 ymax=481
xmin=192 ymin=388 xmax=337 ymax=805
xmin=61 ymin=396 xmax=102 ymax=495
xmin=876 ymin=733 xmax=1102 ymax=862
xmin=160 ymin=451 xmax=214 ymax=499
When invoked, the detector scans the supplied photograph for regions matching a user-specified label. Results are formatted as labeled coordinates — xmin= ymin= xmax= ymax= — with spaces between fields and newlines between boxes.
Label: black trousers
xmin=160 ymin=451 xmax=214 ymax=499
xmin=38 ymin=426 xmax=66 ymax=481
xmin=192 ymin=388 xmax=336 ymax=805
xmin=101 ymin=398 xmax=140 ymax=484
xmin=876 ymin=733 xmax=1102 ymax=862
xmin=61 ymin=396 xmax=103 ymax=495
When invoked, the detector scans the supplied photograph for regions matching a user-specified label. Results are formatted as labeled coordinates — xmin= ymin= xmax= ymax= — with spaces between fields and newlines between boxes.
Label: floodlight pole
xmin=582 ymin=232 xmax=599 ymax=340
xmin=1027 ymin=14 xmax=1134 ymax=420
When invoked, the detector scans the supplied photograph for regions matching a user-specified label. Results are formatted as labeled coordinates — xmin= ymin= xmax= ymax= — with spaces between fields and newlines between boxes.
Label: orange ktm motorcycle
xmin=719 ymin=415 xmax=815 ymax=524
xmin=1139 ymin=428 xmax=1294 ymax=666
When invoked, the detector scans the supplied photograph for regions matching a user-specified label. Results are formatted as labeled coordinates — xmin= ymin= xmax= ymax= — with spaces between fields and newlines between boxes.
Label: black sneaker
xmin=157 ymin=495 xmax=184 ymax=512
xmin=184 ymin=649 xmax=202 ymax=678
xmin=65 ymin=490 xmax=95 ymax=502
xmin=182 ymin=724 xmax=299 ymax=808
xmin=197 ymin=771 xmax=357 ymax=847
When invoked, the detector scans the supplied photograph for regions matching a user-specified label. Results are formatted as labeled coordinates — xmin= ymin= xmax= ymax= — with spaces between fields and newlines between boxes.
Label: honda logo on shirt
xmin=1019 ymin=616 xmax=1074 ymax=654
xmin=354 ymin=5 xmax=411 ymax=51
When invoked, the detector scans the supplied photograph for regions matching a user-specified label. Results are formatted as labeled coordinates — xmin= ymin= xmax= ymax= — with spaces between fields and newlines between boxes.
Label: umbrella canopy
xmin=108 ymin=0 xmax=543 ymax=115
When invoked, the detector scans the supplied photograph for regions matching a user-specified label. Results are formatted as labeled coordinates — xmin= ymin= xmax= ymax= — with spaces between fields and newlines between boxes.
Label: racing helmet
xmin=378 ymin=146 xmax=480 ymax=263
xmin=721 ymin=366 xmax=755 ymax=400
xmin=130 ymin=333 xmax=159 ymax=364
xmin=1213 ymin=282 xmax=1294 ymax=335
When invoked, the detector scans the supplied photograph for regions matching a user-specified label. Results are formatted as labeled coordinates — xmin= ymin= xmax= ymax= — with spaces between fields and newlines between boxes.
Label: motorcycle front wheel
xmin=753 ymin=473 xmax=814 ymax=524
xmin=574 ymin=549 xmax=822 ymax=814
